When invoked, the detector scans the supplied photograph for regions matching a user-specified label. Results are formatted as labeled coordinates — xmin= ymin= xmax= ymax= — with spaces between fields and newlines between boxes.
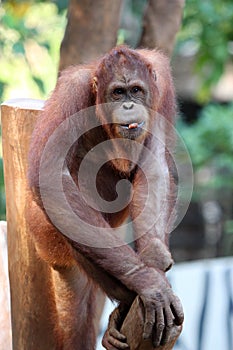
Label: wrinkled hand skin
xmin=139 ymin=269 xmax=183 ymax=348
xmin=102 ymin=239 xmax=183 ymax=350
xmin=102 ymin=270 xmax=184 ymax=350
xmin=102 ymin=304 xmax=130 ymax=350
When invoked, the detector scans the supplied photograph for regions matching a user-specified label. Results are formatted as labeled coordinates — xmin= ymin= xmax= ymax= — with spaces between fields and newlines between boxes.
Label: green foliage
xmin=0 ymin=1 xmax=66 ymax=103
xmin=177 ymin=103 xmax=233 ymax=190
xmin=176 ymin=0 xmax=233 ymax=102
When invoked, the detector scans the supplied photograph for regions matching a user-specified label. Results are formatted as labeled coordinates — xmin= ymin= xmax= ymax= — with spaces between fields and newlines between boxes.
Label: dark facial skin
xmin=106 ymin=72 xmax=150 ymax=141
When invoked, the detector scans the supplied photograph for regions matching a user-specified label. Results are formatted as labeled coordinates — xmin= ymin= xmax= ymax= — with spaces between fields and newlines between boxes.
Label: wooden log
xmin=121 ymin=296 xmax=182 ymax=350
xmin=1 ymin=99 xmax=57 ymax=349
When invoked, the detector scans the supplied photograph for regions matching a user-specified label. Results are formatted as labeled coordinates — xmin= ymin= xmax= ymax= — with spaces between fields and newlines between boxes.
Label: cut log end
xmin=120 ymin=296 xmax=182 ymax=350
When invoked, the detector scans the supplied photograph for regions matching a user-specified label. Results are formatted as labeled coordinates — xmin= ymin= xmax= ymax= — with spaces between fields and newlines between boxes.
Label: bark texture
xmin=139 ymin=0 xmax=185 ymax=56
xmin=59 ymin=0 xmax=123 ymax=70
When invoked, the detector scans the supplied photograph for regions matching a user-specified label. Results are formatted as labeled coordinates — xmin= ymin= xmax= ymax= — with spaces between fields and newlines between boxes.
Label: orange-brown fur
xmin=27 ymin=46 xmax=183 ymax=349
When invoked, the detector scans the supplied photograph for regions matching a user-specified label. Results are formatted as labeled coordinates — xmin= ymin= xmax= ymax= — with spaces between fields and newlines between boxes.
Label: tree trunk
xmin=138 ymin=0 xmax=185 ymax=57
xmin=59 ymin=0 xmax=123 ymax=71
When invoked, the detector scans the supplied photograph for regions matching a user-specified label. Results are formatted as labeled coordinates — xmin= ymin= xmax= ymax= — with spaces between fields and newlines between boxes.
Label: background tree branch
xmin=59 ymin=0 xmax=123 ymax=70
xmin=138 ymin=0 xmax=185 ymax=56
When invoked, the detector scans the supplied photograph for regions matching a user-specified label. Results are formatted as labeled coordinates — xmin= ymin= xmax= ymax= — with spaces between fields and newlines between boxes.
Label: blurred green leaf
xmin=52 ymin=0 xmax=69 ymax=13
xmin=177 ymin=103 xmax=233 ymax=191
xmin=0 ymin=82 xmax=6 ymax=97
xmin=13 ymin=41 xmax=25 ymax=54
xmin=32 ymin=76 xmax=45 ymax=94
xmin=176 ymin=0 xmax=233 ymax=101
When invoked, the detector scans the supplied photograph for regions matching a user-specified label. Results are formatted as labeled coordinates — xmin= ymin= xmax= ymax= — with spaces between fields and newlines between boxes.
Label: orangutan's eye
xmin=131 ymin=86 xmax=143 ymax=94
xmin=113 ymin=88 xmax=125 ymax=95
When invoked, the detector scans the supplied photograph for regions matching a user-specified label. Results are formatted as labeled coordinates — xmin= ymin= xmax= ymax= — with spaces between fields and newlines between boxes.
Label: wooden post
xmin=1 ymin=99 xmax=57 ymax=350
xmin=120 ymin=296 xmax=182 ymax=350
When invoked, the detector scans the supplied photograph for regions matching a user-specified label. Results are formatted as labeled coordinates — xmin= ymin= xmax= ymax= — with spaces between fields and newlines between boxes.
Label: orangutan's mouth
xmin=120 ymin=121 xmax=145 ymax=130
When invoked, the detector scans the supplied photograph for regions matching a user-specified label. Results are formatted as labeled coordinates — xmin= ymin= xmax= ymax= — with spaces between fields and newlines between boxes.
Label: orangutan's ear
xmin=93 ymin=76 xmax=98 ymax=93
